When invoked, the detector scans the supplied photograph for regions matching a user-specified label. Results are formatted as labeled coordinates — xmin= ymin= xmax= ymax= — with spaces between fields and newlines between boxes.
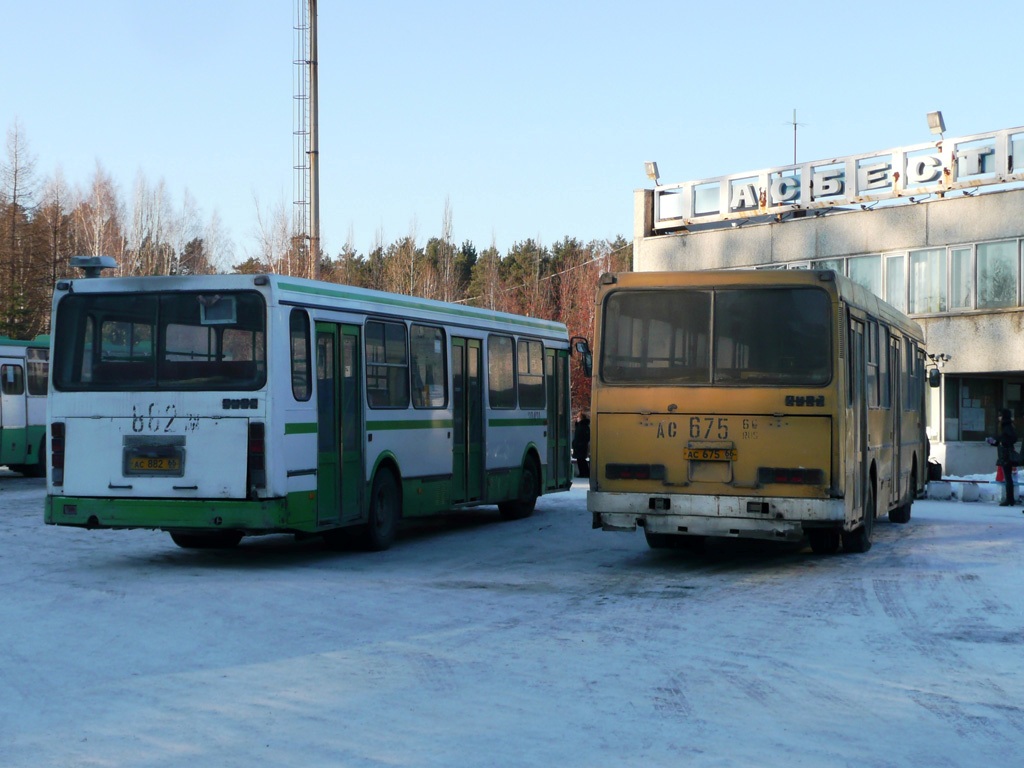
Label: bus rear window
xmin=601 ymin=287 xmax=830 ymax=386
xmin=53 ymin=291 xmax=266 ymax=391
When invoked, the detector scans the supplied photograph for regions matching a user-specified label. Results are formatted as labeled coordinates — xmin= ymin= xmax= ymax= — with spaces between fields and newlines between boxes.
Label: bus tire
xmin=26 ymin=439 xmax=46 ymax=478
xmin=808 ymin=529 xmax=841 ymax=555
xmin=363 ymin=469 xmax=399 ymax=551
xmin=842 ymin=482 xmax=875 ymax=554
xmin=170 ymin=531 xmax=243 ymax=549
xmin=644 ymin=530 xmax=705 ymax=552
xmin=644 ymin=529 xmax=675 ymax=549
xmin=499 ymin=458 xmax=539 ymax=520
xmin=890 ymin=467 xmax=915 ymax=524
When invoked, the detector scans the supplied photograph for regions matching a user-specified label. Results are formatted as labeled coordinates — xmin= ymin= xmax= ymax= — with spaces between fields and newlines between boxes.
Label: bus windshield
xmin=601 ymin=286 xmax=831 ymax=386
xmin=53 ymin=291 xmax=267 ymax=391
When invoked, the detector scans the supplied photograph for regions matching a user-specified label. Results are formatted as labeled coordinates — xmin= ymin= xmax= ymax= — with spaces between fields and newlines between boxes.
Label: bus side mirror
xmin=572 ymin=337 xmax=593 ymax=378
xmin=928 ymin=368 xmax=940 ymax=388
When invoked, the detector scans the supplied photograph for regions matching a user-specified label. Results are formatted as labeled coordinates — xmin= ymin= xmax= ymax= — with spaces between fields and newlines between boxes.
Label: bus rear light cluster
xmin=247 ymin=422 xmax=266 ymax=491
xmin=50 ymin=422 xmax=65 ymax=486
xmin=757 ymin=467 xmax=825 ymax=486
xmin=605 ymin=463 xmax=666 ymax=481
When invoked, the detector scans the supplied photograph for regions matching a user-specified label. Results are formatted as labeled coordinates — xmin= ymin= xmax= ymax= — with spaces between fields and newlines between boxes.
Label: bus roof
xmin=53 ymin=273 xmax=568 ymax=340
xmin=0 ymin=335 xmax=50 ymax=349
xmin=600 ymin=269 xmax=924 ymax=342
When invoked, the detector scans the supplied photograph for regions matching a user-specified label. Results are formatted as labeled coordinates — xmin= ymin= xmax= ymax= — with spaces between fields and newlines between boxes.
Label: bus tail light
xmin=247 ymin=422 xmax=266 ymax=492
xmin=51 ymin=422 xmax=65 ymax=486
xmin=757 ymin=467 xmax=825 ymax=486
xmin=605 ymin=463 xmax=666 ymax=481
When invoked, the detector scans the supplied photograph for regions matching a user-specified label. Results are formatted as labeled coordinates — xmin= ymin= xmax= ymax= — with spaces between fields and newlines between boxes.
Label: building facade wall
xmin=632 ymin=186 xmax=1024 ymax=476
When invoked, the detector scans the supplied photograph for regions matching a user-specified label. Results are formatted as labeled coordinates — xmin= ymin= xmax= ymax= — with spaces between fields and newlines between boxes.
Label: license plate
xmin=127 ymin=455 xmax=182 ymax=474
xmin=684 ymin=448 xmax=737 ymax=462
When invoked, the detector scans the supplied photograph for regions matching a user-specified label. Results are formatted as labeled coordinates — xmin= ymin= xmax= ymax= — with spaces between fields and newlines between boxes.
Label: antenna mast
xmin=293 ymin=0 xmax=320 ymax=280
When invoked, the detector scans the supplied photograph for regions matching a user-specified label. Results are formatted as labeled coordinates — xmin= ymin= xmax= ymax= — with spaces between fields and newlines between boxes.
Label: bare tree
xmin=203 ymin=209 xmax=234 ymax=273
xmin=0 ymin=119 xmax=39 ymax=336
xmin=72 ymin=161 xmax=125 ymax=268
xmin=251 ymin=194 xmax=293 ymax=275
xmin=1 ymin=119 xmax=37 ymax=242
xmin=437 ymin=196 xmax=456 ymax=302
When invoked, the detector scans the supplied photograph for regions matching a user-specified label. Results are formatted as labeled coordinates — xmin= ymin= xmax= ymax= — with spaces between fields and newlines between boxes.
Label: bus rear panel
xmin=587 ymin=269 xmax=927 ymax=554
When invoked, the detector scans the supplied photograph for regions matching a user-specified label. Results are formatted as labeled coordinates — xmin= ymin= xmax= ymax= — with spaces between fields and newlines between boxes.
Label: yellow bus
xmin=587 ymin=269 xmax=932 ymax=555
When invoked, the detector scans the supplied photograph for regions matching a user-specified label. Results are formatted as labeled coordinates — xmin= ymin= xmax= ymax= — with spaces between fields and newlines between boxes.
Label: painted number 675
xmin=690 ymin=417 xmax=728 ymax=439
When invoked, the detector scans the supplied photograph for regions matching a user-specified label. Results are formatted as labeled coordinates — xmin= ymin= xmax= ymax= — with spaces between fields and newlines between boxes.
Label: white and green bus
xmin=45 ymin=261 xmax=574 ymax=549
xmin=1 ymin=335 xmax=49 ymax=477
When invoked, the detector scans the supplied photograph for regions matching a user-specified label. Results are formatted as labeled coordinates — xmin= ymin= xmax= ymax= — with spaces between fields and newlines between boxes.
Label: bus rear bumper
xmin=45 ymin=494 xmax=291 ymax=533
xmin=588 ymin=490 xmax=845 ymax=542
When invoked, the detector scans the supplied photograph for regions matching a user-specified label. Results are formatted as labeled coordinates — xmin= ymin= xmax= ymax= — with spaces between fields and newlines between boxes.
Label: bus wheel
xmin=644 ymin=529 xmax=675 ymax=549
xmin=499 ymin=458 xmax=539 ymax=520
xmin=363 ymin=469 xmax=399 ymax=551
xmin=26 ymin=440 xmax=46 ymax=478
xmin=890 ymin=467 xmax=915 ymax=524
xmin=808 ymin=529 xmax=841 ymax=555
xmin=644 ymin=530 xmax=705 ymax=551
xmin=170 ymin=531 xmax=243 ymax=549
xmin=842 ymin=483 xmax=875 ymax=554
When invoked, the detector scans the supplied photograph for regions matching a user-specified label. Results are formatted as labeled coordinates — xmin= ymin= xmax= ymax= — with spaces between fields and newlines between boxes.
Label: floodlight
xmin=927 ymin=111 xmax=945 ymax=136
xmin=644 ymin=161 xmax=660 ymax=185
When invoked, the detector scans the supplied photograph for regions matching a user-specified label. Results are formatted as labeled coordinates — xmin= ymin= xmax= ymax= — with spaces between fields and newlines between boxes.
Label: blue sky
xmin=3 ymin=0 xmax=1022 ymax=265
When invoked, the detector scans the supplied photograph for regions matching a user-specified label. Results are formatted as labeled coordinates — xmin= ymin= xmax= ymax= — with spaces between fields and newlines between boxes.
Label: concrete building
xmin=632 ymin=125 xmax=1024 ymax=476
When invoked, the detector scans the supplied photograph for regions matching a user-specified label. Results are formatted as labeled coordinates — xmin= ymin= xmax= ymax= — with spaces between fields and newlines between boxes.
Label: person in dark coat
xmin=572 ymin=411 xmax=591 ymax=479
xmin=989 ymin=408 xmax=1018 ymax=506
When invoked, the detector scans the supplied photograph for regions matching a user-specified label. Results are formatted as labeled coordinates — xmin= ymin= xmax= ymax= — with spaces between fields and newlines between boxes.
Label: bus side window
xmin=488 ymin=335 xmax=516 ymax=409
xmin=410 ymin=324 xmax=446 ymax=409
xmin=365 ymin=320 xmax=409 ymax=408
xmin=290 ymin=309 xmax=311 ymax=401
xmin=27 ymin=349 xmax=49 ymax=395
xmin=517 ymin=338 xmax=545 ymax=409
xmin=1 ymin=364 xmax=24 ymax=395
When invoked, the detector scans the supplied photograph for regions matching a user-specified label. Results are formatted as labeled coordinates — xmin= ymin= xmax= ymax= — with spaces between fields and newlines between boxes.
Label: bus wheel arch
xmin=363 ymin=462 xmax=401 ymax=551
xmin=499 ymin=450 xmax=541 ymax=520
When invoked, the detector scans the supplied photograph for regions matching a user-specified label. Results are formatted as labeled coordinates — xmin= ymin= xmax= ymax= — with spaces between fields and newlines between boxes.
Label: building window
xmin=884 ymin=253 xmax=906 ymax=312
xmin=848 ymin=255 xmax=881 ymax=296
xmin=811 ymin=258 xmax=844 ymax=276
xmin=977 ymin=240 xmax=1018 ymax=309
xmin=909 ymin=247 xmax=947 ymax=314
xmin=950 ymin=246 xmax=973 ymax=311
xmin=956 ymin=378 xmax=1001 ymax=441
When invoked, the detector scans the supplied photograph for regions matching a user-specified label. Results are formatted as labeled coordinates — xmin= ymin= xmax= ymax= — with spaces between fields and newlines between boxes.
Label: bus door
xmin=889 ymin=335 xmax=903 ymax=507
xmin=0 ymin=358 xmax=27 ymax=464
xmin=545 ymin=347 xmax=570 ymax=490
xmin=848 ymin=318 xmax=868 ymax=515
xmin=452 ymin=337 xmax=483 ymax=504
xmin=315 ymin=323 xmax=364 ymax=527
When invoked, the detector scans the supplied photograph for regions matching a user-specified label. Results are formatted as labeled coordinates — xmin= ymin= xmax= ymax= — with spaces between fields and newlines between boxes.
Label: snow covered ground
xmin=2 ymin=469 xmax=1023 ymax=768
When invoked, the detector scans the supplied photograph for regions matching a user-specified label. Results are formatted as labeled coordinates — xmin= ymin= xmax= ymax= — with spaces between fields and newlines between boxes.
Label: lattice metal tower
xmin=293 ymin=0 xmax=320 ymax=279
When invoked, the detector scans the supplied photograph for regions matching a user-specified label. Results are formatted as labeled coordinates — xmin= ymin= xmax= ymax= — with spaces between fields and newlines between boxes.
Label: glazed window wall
xmin=804 ymin=238 xmax=1023 ymax=316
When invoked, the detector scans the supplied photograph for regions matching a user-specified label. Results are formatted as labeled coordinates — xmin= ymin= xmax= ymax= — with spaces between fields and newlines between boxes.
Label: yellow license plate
xmin=684 ymin=448 xmax=737 ymax=462
xmin=128 ymin=456 xmax=182 ymax=473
